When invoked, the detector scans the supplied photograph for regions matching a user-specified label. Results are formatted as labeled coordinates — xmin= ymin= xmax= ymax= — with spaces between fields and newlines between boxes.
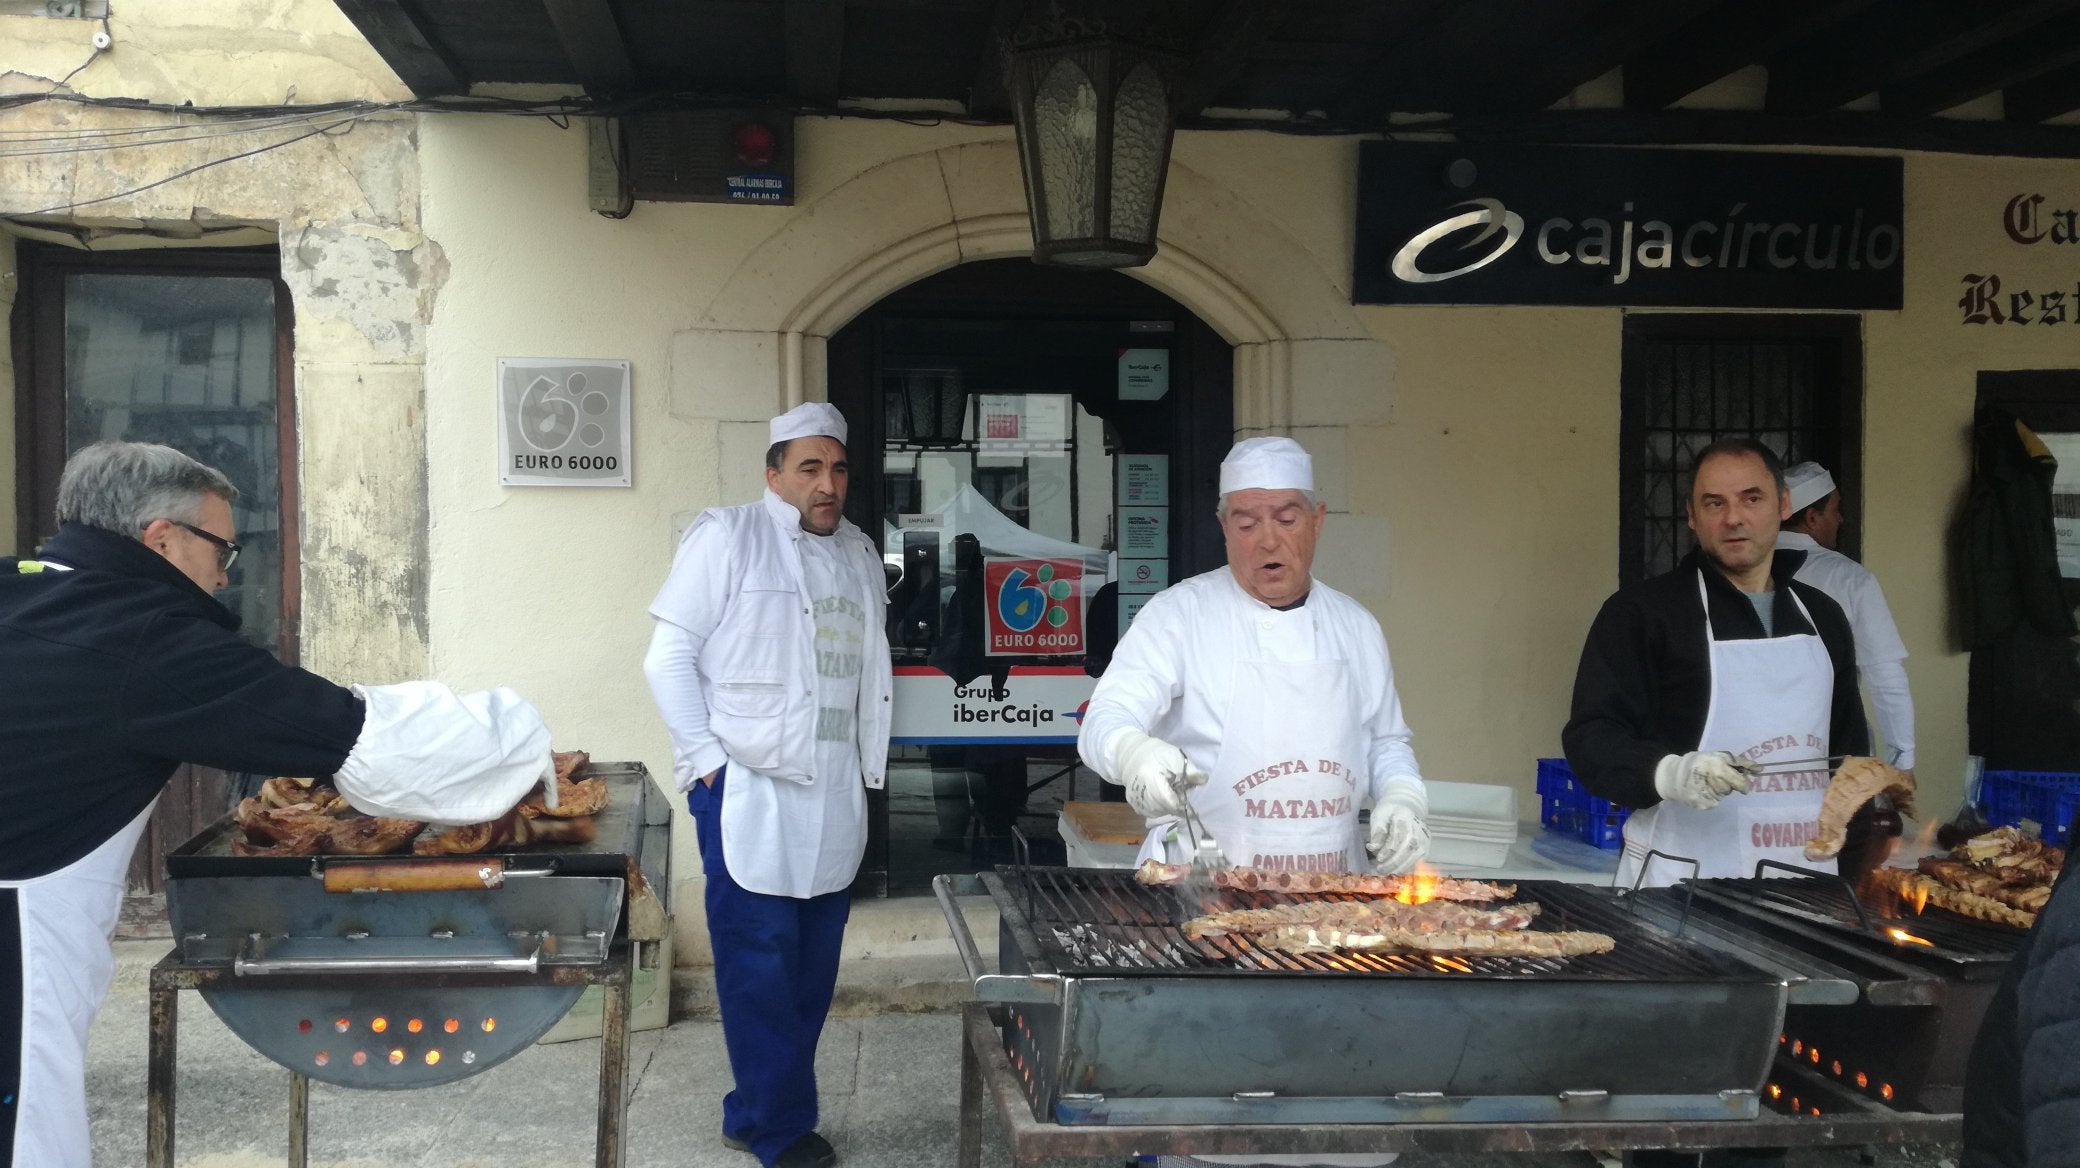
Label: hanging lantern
xmin=1002 ymin=3 xmax=1185 ymax=268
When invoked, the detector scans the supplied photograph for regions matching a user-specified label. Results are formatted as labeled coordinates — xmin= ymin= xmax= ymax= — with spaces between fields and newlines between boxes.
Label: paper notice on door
xmin=1118 ymin=348 xmax=1171 ymax=401
xmin=1119 ymin=507 xmax=1168 ymax=556
xmin=1119 ymin=559 xmax=1169 ymax=593
xmin=1119 ymin=454 xmax=1169 ymax=507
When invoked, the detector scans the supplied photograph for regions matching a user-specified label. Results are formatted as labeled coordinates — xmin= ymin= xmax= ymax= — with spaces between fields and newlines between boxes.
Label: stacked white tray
xmin=1422 ymin=781 xmax=1520 ymax=869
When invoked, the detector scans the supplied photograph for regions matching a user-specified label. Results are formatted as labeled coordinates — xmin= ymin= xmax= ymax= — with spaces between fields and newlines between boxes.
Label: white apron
xmin=1618 ymin=575 xmax=1834 ymax=888
xmin=1137 ymin=657 xmax=1368 ymax=872
xmin=3 ymin=798 xmax=159 ymax=1168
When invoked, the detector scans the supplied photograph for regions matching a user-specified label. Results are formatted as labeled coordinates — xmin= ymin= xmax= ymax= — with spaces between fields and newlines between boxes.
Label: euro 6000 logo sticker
xmin=983 ymin=558 xmax=1085 ymax=656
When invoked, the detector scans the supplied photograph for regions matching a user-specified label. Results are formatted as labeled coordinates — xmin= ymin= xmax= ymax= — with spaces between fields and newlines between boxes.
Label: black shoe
xmin=774 ymin=1132 xmax=838 ymax=1168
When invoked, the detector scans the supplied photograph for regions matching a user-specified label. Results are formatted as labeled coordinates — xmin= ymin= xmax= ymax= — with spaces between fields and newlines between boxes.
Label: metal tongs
xmin=1171 ymin=771 xmax=1228 ymax=873
xmin=1732 ymin=754 xmax=1848 ymax=776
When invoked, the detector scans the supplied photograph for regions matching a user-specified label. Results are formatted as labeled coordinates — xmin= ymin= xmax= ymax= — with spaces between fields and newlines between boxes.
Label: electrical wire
xmin=19 ymin=113 xmax=366 ymax=216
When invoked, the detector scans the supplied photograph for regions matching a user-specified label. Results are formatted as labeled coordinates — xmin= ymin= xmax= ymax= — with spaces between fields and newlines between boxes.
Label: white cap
xmin=1219 ymin=436 xmax=1314 ymax=496
xmin=1784 ymin=461 xmax=1837 ymax=513
xmin=769 ymin=402 xmax=847 ymax=447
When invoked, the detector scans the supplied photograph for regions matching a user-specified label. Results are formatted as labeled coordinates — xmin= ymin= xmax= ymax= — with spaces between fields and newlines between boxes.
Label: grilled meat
xmin=259 ymin=776 xmax=348 ymax=814
xmin=1867 ymin=866 xmax=2037 ymax=927
xmin=518 ymin=776 xmax=608 ymax=819
xmin=1134 ymin=860 xmax=1516 ymax=902
xmin=412 ymin=809 xmax=598 ymax=855
xmin=234 ymin=797 xmax=336 ymax=845
xmin=1253 ymin=923 xmax=1616 ymax=958
xmin=1918 ymin=858 xmax=2054 ymax=912
xmin=231 ymin=822 xmax=326 ymax=856
xmin=552 ymin=750 xmax=590 ymax=783
xmin=323 ymin=816 xmax=425 ymax=856
xmin=1805 ymin=757 xmax=1916 ymax=861
xmin=1183 ymin=898 xmax=1540 ymax=941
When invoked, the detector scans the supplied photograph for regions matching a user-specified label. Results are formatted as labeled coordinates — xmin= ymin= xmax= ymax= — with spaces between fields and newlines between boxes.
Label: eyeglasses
xmin=157 ymin=520 xmax=242 ymax=571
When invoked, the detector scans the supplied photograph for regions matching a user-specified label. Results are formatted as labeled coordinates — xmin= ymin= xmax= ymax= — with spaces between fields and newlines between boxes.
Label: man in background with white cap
xmin=1780 ymin=461 xmax=1915 ymax=779
xmin=1078 ymin=435 xmax=1430 ymax=880
xmin=644 ymin=402 xmax=892 ymax=1168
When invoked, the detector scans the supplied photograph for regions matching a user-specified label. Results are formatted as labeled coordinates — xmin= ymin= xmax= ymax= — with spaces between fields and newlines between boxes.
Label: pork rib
xmin=1134 ymin=860 xmax=1516 ymax=902
xmin=1866 ymin=866 xmax=2036 ymax=927
xmin=412 ymin=809 xmax=598 ymax=855
xmin=518 ymin=776 xmax=609 ymax=819
xmin=1805 ymin=757 xmax=1916 ymax=860
xmin=1253 ymin=923 xmax=1616 ymax=958
xmin=1183 ymin=898 xmax=1540 ymax=941
xmin=323 ymin=816 xmax=426 ymax=856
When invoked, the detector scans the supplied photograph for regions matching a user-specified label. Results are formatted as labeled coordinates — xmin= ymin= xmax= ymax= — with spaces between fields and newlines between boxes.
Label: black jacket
xmin=0 ymin=524 xmax=364 ymax=879
xmin=1960 ymin=405 xmax=2078 ymax=650
xmin=1563 ymin=548 xmax=1871 ymax=810
xmin=1963 ymin=857 xmax=2080 ymax=1168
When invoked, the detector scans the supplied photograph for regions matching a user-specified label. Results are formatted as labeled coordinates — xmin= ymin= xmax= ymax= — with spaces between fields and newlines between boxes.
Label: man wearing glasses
xmin=0 ymin=441 xmax=558 ymax=1168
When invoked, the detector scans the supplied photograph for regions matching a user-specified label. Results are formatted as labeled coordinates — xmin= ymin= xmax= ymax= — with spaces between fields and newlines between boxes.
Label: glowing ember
xmin=1886 ymin=927 xmax=1935 ymax=947
xmin=1393 ymin=864 xmax=1442 ymax=905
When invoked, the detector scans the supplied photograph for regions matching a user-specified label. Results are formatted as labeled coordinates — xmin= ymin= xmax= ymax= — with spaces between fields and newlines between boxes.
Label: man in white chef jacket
xmin=644 ymin=402 xmax=891 ymax=1168
xmin=1079 ymin=436 xmax=1431 ymax=877
xmin=1080 ymin=436 xmax=1425 ymax=1168
xmin=1779 ymin=462 xmax=1915 ymax=779
xmin=1564 ymin=438 xmax=1870 ymax=891
xmin=0 ymin=441 xmax=555 ymax=1168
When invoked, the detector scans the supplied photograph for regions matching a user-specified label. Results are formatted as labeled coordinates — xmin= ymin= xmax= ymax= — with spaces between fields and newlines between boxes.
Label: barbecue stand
xmin=148 ymin=762 xmax=670 ymax=1168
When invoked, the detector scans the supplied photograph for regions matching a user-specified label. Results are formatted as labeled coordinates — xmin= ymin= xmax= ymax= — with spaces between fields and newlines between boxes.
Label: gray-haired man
xmin=0 ymin=441 xmax=556 ymax=1167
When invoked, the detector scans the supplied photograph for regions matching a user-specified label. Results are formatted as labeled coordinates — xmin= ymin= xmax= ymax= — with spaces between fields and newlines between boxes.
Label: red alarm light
xmin=732 ymin=122 xmax=777 ymax=168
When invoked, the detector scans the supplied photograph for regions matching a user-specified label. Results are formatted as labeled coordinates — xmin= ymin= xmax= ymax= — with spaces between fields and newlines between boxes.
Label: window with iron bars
xmin=1619 ymin=315 xmax=1863 ymax=584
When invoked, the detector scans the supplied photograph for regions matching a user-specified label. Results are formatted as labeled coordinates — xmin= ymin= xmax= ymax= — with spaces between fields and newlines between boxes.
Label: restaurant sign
xmin=1354 ymin=144 xmax=1904 ymax=310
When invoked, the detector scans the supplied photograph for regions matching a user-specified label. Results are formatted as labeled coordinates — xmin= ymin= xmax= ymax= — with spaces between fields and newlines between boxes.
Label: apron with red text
xmin=1617 ymin=574 xmax=1834 ymax=888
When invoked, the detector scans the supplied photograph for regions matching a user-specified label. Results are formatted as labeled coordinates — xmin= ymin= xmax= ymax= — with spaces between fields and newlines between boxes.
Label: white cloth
xmin=646 ymin=490 xmax=892 ymax=898
xmin=770 ymin=401 xmax=847 ymax=446
xmin=332 ymin=682 xmax=554 ymax=826
xmin=1218 ymin=436 xmax=1314 ymax=496
xmin=1784 ymin=462 xmax=1838 ymax=513
xmin=3 ymin=798 xmax=158 ymax=1168
xmin=1618 ymin=576 xmax=1834 ymax=888
xmin=1780 ymin=531 xmax=1916 ymax=769
xmin=1081 ymin=568 xmax=1423 ymax=868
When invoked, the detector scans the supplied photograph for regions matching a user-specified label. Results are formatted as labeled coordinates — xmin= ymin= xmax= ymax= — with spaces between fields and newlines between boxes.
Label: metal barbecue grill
xmin=1630 ymin=869 xmax=2026 ymax=1113
xmin=148 ymin=761 xmax=670 ymax=1168
xmin=939 ymin=866 xmax=1791 ymax=1127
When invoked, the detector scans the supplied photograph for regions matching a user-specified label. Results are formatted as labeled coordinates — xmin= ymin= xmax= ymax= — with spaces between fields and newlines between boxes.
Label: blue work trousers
xmin=689 ymin=766 xmax=853 ymax=1167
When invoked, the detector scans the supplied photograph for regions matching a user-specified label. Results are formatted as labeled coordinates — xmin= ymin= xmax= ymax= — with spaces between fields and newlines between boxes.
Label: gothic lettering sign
xmin=1354 ymin=144 xmax=1904 ymax=309
xmin=1958 ymin=193 xmax=2080 ymax=326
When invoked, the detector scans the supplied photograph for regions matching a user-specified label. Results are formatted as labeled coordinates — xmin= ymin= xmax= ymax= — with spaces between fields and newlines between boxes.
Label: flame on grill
xmin=1886 ymin=926 xmax=1934 ymax=947
xmin=1392 ymin=863 xmax=1441 ymax=905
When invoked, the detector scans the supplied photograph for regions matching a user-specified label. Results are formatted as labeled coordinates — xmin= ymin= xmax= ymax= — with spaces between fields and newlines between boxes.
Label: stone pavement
xmin=85 ymin=942 xmax=1961 ymax=1168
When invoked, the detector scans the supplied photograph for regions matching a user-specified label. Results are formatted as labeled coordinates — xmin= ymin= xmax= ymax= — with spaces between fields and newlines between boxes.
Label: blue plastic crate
xmin=1535 ymin=758 xmax=1630 ymax=849
xmin=1982 ymin=769 xmax=2080 ymax=846
xmin=1579 ymin=792 xmax=1631 ymax=850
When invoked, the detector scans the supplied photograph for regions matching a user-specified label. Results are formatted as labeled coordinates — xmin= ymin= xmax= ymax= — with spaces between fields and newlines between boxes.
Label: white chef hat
xmin=770 ymin=402 xmax=848 ymax=447
xmin=1784 ymin=461 xmax=1838 ymax=513
xmin=1219 ymin=436 xmax=1314 ymax=495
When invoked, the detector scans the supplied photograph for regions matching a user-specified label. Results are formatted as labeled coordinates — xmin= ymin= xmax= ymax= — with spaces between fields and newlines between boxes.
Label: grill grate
xmin=997 ymin=867 xmax=1761 ymax=982
xmin=1685 ymin=876 xmax=2027 ymax=965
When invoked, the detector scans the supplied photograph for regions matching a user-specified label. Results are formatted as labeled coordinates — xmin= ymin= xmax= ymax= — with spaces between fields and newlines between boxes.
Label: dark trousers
xmin=690 ymin=767 xmax=853 ymax=1167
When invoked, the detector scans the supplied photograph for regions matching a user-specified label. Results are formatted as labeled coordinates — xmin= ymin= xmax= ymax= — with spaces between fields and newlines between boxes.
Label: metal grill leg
xmin=596 ymin=970 xmax=631 ymax=1168
xmin=288 ymin=1071 xmax=310 ymax=1168
xmin=958 ymin=1007 xmax=984 ymax=1168
xmin=146 ymin=968 xmax=178 ymax=1168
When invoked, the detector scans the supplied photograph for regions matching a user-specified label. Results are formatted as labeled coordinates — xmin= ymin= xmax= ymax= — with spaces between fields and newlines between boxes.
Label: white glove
xmin=1367 ymin=784 xmax=1431 ymax=874
xmin=1113 ymin=730 xmax=1207 ymax=819
xmin=1653 ymin=751 xmax=1752 ymax=811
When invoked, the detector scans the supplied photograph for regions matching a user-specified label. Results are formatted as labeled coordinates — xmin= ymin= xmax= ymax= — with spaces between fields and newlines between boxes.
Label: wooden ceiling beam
xmin=1478 ymin=0 xmax=1721 ymax=113
xmin=331 ymin=0 xmax=468 ymax=96
xmin=542 ymin=0 xmax=636 ymax=92
xmin=1767 ymin=0 xmax=2080 ymax=113
xmin=1623 ymin=0 xmax=1880 ymax=111
xmin=1883 ymin=12 xmax=2080 ymax=116
xmin=785 ymin=0 xmax=847 ymax=105
xmin=2007 ymin=60 xmax=2080 ymax=121
xmin=1177 ymin=0 xmax=1292 ymax=115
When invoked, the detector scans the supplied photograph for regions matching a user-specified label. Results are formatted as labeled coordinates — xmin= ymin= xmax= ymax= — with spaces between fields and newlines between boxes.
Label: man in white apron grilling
xmin=1079 ymin=435 xmax=1431 ymax=877
xmin=1563 ymin=438 xmax=1870 ymax=891
xmin=0 ymin=442 xmax=558 ymax=1168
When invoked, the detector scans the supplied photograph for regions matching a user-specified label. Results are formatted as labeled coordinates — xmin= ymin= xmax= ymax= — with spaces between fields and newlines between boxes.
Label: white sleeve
xmin=1076 ymin=594 xmax=1189 ymax=784
xmin=1365 ymin=638 xmax=1424 ymax=805
xmin=644 ymin=619 xmax=727 ymax=791
xmin=1848 ymin=572 xmax=1914 ymax=770
xmin=332 ymin=682 xmax=552 ymax=825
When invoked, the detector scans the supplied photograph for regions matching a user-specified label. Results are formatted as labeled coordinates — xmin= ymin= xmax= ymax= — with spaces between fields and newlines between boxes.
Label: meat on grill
xmin=259 ymin=776 xmax=348 ymax=814
xmin=1917 ymin=858 xmax=2053 ymax=913
xmin=553 ymin=750 xmax=590 ymax=783
xmin=323 ymin=816 xmax=426 ymax=855
xmin=1182 ymin=897 xmax=1541 ymax=941
xmin=1866 ymin=866 xmax=2037 ymax=928
xmin=1252 ymin=923 xmax=1617 ymax=958
xmin=235 ymin=797 xmax=336 ymax=844
xmin=1805 ymin=757 xmax=1917 ymax=861
xmin=519 ymin=776 xmax=609 ymax=819
xmin=413 ymin=809 xmax=598 ymax=855
xmin=1134 ymin=860 xmax=1516 ymax=902
xmin=232 ymin=825 xmax=328 ymax=857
